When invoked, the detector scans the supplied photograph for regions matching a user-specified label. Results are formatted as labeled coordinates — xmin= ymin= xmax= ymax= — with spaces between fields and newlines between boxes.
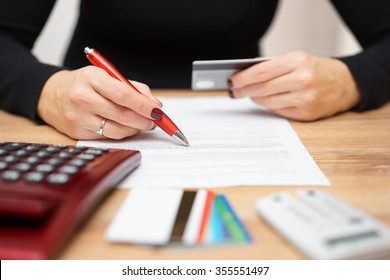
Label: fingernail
xmin=228 ymin=88 xmax=235 ymax=99
xmin=227 ymin=79 xmax=235 ymax=98
xmin=150 ymin=108 xmax=163 ymax=120
xmin=227 ymin=78 xmax=233 ymax=88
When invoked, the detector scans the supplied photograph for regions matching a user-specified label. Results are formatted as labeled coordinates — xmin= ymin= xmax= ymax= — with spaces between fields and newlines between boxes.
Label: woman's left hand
xmin=228 ymin=51 xmax=361 ymax=121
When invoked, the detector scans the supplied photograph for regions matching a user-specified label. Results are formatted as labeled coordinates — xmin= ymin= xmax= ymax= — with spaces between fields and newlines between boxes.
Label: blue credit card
xmin=211 ymin=194 xmax=252 ymax=244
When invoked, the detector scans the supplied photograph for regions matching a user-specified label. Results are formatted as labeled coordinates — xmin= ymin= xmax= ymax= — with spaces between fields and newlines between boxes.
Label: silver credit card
xmin=191 ymin=57 xmax=269 ymax=90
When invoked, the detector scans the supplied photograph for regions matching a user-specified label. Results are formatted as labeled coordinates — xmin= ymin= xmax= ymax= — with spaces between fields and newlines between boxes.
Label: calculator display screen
xmin=326 ymin=230 xmax=379 ymax=247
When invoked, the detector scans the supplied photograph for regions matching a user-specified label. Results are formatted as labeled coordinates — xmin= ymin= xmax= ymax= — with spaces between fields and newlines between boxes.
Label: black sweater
xmin=1 ymin=0 xmax=390 ymax=122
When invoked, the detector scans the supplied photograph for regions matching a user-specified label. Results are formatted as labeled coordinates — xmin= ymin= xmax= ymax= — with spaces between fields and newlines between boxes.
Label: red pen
xmin=84 ymin=47 xmax=189 ymax=146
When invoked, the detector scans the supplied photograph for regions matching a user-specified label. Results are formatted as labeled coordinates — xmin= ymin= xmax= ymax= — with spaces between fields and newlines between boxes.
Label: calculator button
xmin=272 ymin=195 xmax=282 ymax=202
xmin=58 ymin=165 xmax=79 ymax=175
xmin=0 ymin=162 xmax=9 ymax=171
xmin=307 ymin=190 xmax=316 ymax=196
xmin=24 ymin=172 xmax=45 ymax=183
xmin=25 ymin=156 xmax=41 ymax=164
xmin=68 ymin=159 xmax=87 ymax=167
xmin=32 ymin=144 xmax=48 ymax=149
xmin=44 ymin=146 xmax=62 ymax=153
xmin=4 ymin=143 xmax=27 ymax=151
xmin=58 ymin=152 xmax=72 ymax=160
xmin=349 ymin=216 xmax=363 ymax=224
xmin=14 ymin=149 xmax=29 ymax=157
xmin=76 ymin=146 xmax=88 ymax=150
xmin=4 ymin=155 xmax=19 ymax=163
xmin=35 ymin=151 xmax=50 ymax=158
xmin=1 ymin=170 xmax=21 ymax=181
xmin=35 ymin=164 xmax=55 ymax=173
xmin=77 ymin=154 xmax=96 ymax=161
xmin=47 ymin=173 xmax=70 ymax=185
xmin=13 ymin=163 xmax=32 ymax=172
xmin=46 ymin=158 xmax=65 ymax=166
xmin=64 ymin=148 xmax=82 ymax=155
xmin=25 ymin=145 xmax=40 ymax=152
xmin=52 ymin=144 xmax=68 ymax=149
xmin=0 ymin=148 xmax=7 ymax=156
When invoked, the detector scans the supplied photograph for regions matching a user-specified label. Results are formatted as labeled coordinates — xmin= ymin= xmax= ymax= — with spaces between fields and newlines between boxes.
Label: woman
xmin=1 ymin=0 xmax=389 ymax=139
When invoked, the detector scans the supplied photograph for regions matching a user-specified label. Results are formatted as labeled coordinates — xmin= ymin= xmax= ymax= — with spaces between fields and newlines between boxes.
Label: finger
xmin=233 ymin=73 xmax=295 ymax=99
xmin=230 ymin=56 xmax=293 ymax=88
xmin=88 ymin=115 xmax=141 ymax=140
xmin=130 ymin=80 xmax=163 ymax=107
xmin=251 ymin=91 xmax=307 ymax=110
xmin=89 ymin=69 xmax=162 ymax=120
xmin=84 ymin=92 xmax=155 ymax=131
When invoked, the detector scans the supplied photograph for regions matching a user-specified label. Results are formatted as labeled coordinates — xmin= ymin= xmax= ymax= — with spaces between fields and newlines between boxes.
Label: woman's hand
xmin=37 ymin=66 xmax=162 ymax=139
xmin=229 ymin=51 xmax=361 ymax=121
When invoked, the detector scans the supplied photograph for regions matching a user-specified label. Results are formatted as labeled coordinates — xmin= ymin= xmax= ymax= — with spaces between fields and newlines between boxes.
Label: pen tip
xmin=173 ymin=130 xmax=190 ymax=147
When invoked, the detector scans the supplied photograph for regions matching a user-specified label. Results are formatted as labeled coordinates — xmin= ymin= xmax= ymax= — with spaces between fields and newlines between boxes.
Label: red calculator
xmin=0 ymin=141 xmax=141 ymax=259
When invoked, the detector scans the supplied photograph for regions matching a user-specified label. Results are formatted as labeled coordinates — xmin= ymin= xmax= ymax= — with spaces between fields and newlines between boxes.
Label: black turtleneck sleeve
xmin=331 ymin=0 xmax=390 ymax=111
xmin=0 ymin=0 xmax=63 ymax=121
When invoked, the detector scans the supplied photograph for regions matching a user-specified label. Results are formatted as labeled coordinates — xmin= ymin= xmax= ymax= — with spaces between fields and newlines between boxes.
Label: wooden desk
xmin=1 ymin=90 xmax=390 ymax=259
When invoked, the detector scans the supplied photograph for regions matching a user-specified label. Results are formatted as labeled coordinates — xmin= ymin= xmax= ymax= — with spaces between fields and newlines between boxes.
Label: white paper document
xmin=78 ymin=97 xmax=330 ymax=188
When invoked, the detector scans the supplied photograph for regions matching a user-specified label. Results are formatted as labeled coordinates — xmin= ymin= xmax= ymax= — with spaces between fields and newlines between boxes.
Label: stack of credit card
xmin=106 ymin=189 xmax=251 ymax=246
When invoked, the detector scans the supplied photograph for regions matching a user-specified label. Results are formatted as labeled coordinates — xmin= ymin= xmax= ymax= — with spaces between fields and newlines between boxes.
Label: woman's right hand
xmin=37 ymin=66 xmax=163 ymax=140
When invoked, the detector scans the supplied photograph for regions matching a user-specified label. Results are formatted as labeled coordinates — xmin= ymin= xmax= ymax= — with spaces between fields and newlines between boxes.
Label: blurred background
xmin=33 ymin=0 xmax=361 ymax=66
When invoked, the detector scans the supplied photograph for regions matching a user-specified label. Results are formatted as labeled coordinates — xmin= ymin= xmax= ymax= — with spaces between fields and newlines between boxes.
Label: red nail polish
xmin=228 ymin=89 xmax=235 ymax=99
xmin=150 ymin=108 xmax=163 ymax=120
xmin=227 ymin=79 xmax=235 ymax=98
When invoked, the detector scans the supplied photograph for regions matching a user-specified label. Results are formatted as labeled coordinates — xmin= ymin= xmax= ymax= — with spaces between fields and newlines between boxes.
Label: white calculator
xmin=256 ymin=190 xmax=390 ymax=259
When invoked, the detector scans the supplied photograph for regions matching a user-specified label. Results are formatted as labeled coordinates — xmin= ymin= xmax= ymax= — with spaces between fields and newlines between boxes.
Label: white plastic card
xmin=191 ymin=57 xmax=269 ymax=90
xmin=105 ymin=188 xmax=208 ymax=246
